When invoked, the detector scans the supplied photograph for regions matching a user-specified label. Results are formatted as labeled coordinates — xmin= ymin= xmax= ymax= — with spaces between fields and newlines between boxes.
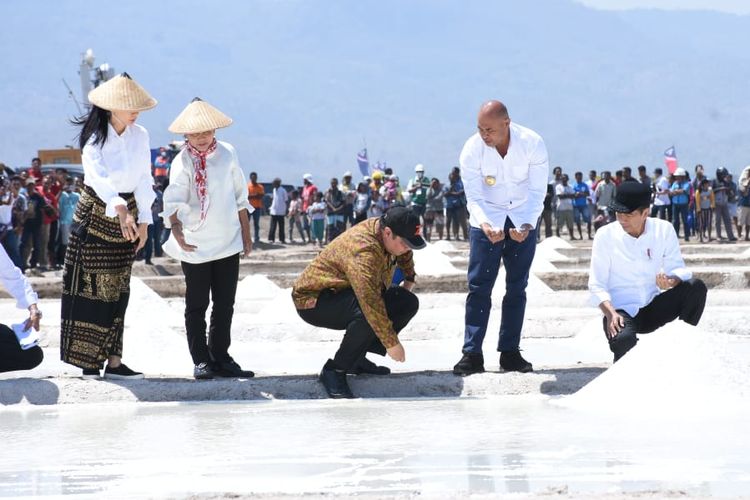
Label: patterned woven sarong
xmin=60 ymin=185 xmax=138 ymax=369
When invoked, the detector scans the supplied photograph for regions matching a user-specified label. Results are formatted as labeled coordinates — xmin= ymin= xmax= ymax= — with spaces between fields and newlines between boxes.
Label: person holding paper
xmin=0 ymin=245 xmax=43 ymax=373
xmin=588 ymin=182 xmax=707 ymax=362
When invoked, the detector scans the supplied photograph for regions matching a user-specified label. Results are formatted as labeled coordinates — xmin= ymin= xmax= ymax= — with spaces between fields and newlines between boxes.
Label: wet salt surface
xmin=1 ymin=397 xmax=749 ymax=498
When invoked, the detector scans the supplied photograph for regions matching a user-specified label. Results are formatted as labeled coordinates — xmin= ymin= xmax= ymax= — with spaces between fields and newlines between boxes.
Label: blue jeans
xmin=672 ymin=203 xmax=689 ymax=240
xmin=2 ymin=230 xmax=23 ymax=268
xmin=463 ymin=220 xmax=537 ymax=354
xmin=251 ymin=208 xmax=261 ymax=242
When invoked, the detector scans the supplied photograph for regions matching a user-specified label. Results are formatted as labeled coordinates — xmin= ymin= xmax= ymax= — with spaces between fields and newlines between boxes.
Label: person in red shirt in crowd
xmin=301 ymin=173 xmax=318 ymax=243
xmin=37 ymin=175 xmax=59 ymax=270
xmin=29 ymin=158 xmax=43 ymax=186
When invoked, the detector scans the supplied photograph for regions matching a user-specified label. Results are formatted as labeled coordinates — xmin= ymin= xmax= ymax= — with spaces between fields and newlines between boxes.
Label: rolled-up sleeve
xmin=344 ymin=248 xmax=399 ymax=348
xmin=662 ymin=225 xmax=692 ymax=281
xmin=461 ymin=141 xmax=492 ymax=228
xmin=160 ymin=156 xmax=192 ymax=229
xmin=588 ymin=233 xmax=612 ymax=307
xmin=0 ymin=245 xmax=37 ymax=309
xmin=82 ymin=143 xmax=126 ymax=217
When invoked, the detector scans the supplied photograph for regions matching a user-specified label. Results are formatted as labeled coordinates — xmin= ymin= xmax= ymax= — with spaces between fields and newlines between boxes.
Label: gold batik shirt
xmin=292 ymin=217 xmax=416 ymax=348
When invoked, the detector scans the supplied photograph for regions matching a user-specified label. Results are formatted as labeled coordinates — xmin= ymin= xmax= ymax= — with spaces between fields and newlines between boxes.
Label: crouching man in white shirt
xmin=588 ymin=182 xmax=707 ymax=362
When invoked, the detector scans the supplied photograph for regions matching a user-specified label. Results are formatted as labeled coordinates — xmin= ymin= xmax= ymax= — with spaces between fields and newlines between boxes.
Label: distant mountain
xmin=0 ymin=0 xmax=748 ymax=182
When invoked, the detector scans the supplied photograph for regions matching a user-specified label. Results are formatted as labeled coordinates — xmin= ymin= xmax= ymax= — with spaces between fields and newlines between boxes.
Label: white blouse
xmin=81 ymin=123 xmax=155 ymax=224
xmin=0 ymin=245 xmax=37 ymax=310
xmin=161 ymin=141 xmax=253 ymax=264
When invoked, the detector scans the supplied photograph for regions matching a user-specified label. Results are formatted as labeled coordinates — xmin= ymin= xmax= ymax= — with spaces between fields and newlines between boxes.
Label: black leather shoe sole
xmin=499 ymin=364 xmax=533 ymax=373
xmin=452 ymin=365 xmax=485 ymax=376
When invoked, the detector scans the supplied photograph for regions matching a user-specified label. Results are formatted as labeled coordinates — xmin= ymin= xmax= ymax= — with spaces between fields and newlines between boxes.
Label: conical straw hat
xmin=168 ymin=97 xmax=233 ymax=134
xmin=87 ymin=73 xmax=157 ymax=112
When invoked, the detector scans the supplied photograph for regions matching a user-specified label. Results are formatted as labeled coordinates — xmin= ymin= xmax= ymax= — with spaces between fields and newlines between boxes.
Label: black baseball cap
xmin=381 ymin=206 xmax=426 ymax=250
xmin=610 ymin=181 xmax=651 ymax=213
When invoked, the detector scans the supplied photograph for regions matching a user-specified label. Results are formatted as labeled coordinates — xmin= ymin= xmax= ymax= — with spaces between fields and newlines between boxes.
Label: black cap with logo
xmin=381 ymin=206 xmax=426 ymax=250
xmin=610 ymin=181 xmax=652 ymax=213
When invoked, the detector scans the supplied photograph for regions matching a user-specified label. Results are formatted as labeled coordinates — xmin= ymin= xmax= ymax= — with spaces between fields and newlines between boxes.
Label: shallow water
xmin=1 ymin=397 xmax=749 ymax=498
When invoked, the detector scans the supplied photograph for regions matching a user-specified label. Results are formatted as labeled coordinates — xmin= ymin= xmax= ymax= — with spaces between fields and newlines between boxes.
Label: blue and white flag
xmin=357 ymin=148 xmax=370 ymax=177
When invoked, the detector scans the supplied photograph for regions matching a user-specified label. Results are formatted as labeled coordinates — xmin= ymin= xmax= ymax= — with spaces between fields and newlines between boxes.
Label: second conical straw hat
xmin=168 ymin=97 xmax=233 ymax=134
xmin=87 ymin=73 xmax=157 ymax=112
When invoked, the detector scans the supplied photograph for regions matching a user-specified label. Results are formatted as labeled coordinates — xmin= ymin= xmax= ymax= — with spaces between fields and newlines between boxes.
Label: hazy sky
xmin=576 ymin=0 xmax=750 ymax=15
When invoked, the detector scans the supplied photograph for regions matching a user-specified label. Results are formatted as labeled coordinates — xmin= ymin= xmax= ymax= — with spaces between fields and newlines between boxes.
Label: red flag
xmin=664 ymin=146 xmax=678 ymax=174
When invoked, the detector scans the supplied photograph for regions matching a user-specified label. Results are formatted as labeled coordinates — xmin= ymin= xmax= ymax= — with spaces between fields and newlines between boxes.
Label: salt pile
xmin=125 ymin=278 xmax=192 ymax=376
xmin=491 ymin=267 xmax=554 ymax=298
xmin=413 ymin=242 xmax=463 ymax=276
xmin=429 ymin=240 xmax=457 ymax=253
xmin=560 ymin=322 xmax=750 ymax=414
xmin=236 ymin=274 xmax=281 ymax=301
xmin=537 ymin=236 xmax=573 ymax=250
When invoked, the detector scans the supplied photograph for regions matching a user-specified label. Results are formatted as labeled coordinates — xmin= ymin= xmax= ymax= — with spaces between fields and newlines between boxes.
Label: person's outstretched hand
xmin=387 ymin=343 xmax=405 ymax=362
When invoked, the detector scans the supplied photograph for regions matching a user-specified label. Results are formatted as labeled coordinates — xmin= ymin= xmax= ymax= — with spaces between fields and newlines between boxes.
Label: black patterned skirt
xmin=60 ymin=185 xmax=138 ymax=369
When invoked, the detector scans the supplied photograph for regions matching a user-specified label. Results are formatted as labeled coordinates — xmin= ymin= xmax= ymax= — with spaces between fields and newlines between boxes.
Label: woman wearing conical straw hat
xmin=60 ymin=73 xmax=156 ymax=380
xmin=161 ymin=98 xmax=254 ymax=380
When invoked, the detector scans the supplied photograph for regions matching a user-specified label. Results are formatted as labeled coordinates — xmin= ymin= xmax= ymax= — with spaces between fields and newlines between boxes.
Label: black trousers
xmin=0 ymin=324 xmax=43 ymax=373
xmin=297 ymin=287 xmax=419 ymax=371
xmin=181 ymin=253 xmax=240 ymax=365
xmin=603 ymin=279 xmax=707 ymax=362
xmin=268 ymin=215 xmax=286 ymax=243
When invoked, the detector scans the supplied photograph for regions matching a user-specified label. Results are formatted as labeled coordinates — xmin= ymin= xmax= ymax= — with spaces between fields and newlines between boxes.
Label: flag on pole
xmin=664 ymin=146 xmax=678 ymax=174
xmin=357 ymin=148 xmax=369 ymax=177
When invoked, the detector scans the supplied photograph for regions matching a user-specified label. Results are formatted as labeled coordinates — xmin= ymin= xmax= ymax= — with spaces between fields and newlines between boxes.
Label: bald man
xmin=453 ymin=100 xmax=549 ymax=376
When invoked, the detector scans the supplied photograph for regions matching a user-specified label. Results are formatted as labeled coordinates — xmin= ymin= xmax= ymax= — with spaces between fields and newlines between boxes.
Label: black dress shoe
xmin=453 ymin=353 xmax=485 ymax=376
xmin=194 ymin=362 xmax=214 ymax=380
xmin=319 ymin=360 xmax=354 ymax=399
xmin=347 ymin=356 xmax=391 ymax=375
xmin=82 ymin=368 xmax=101 ymax=380
xmin=214 ymin=359 xmax=255 ymax=378
xmin=499 ymin=350 xmax=533 ymax=373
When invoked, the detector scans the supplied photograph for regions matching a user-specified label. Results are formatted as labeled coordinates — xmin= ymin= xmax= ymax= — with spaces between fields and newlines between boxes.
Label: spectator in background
xmin=424 ymin=177 xmax=446 ymax=241
xmin=267 ymin=177 xmax=288 ymax=244
xmin=572 ymin=171 xmax=592 ymax=239
xmin=57 ymin=176 xmax=79 ymax=263
xmin=246 ymin=171 xmax=264 ymax=244
xmin=340 ymin=171 xmax=356 ymax=228
xmin=352 ymin=182 xmax=371 ymax=225
xmin=143 ymin=182 xmax=165 ymax=265
xmin=595 ymin=171 xmax=616 ymax=223
xmin=5 ymin=177 xmax=27 ymax=268
xmin=670 ymin=168 xmax=692 ymax=242
xmin=381 ymin=174 xmax=398 ymax=208
xmin=537 ymin=182 xmax=554 ymax=242
xmin=637 ymin=165 xmax=651 ymax=186
xmin=692 ymin=164 xmax=706 ymax=196
xmin=614 ymin=170 xmax=623 ymax=186
xmin=696 ymin=178 xmax=714 ymax=243
xmin=301 ymin=173 xmax=318 ymax=243
xmin=39 ymin=176 xmax=60 ymax=269
xmin=0 ymin=181 xmax=14 ymax=264
xmin=555 ymin=174 xmax=576 ymax=240
xmin=20 ymin=178 xmax=44 ymax=272
xmin=737 ymin=166 xmax=750 ymax=241
xmin=153 ymin=148 xmax=171 ymax=187
xmin=288 ymin=190 xmax=306 ymax=243
xmin=622 ymin=166 xmax=636 ymax=183
xmin=29 ymin=158 xmax=43 ymax=186
xmin=407 ymin=164 xmax=430 ymax=222
xmin=712 ymin=167 xmax=736 ymax=242
xmin=308 ymin=191 xmax=326 ymax=247
xmin=325 ymin=177 xmax=346 ymax=242
xmin=368 ymin=188 xmax=387 ymax=218
xmin=651 ymin=167 xmax=671 ymax=220
xmin=0 ymin=162 xmax=10 ymax=181
xmin=445 ymin=167 xmax=468 ymax=241
xmin=726 ymin=173 xmax=740 ymax=239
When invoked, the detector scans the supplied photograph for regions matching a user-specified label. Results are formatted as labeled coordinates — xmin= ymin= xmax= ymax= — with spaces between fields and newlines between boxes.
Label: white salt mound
xmin=236 ymin=274 xmax=281 ymax=300
xmin=560 ymin=322 xmax=750 ymax=414
xmin=491 ymin=267 xmax=554 ymax=297
xmin=537 ymin=236 xmax=573 ymax=250
xmin=534 ymin=244 xmax=569 ymax=263
xmin=413 ymin=242 xmax=463 ymax=276
xmin=430 ymin=240 xmax=457 ymax=253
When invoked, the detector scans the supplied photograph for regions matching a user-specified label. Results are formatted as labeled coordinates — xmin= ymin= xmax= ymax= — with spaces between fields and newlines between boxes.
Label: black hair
xmin=250 ymin=171 xmax=258 ymax=177
xmin=31 ymin=157 xmax=41 ymax=163
xmin=72 ymin=105 xmax=111 ymax=149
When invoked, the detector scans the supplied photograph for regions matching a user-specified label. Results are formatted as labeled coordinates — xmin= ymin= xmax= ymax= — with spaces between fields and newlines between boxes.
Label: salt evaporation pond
xmin=2 ymin=395 xmax=749 ymax=498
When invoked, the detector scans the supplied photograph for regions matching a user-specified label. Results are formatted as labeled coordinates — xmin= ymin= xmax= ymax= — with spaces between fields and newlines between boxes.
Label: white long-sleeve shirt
xmin=269 ymin=186 xmax=289 ymax=216
xmin=460 ymin=122 xmax=549 ymax=229
xmin=588 ymin=217 xmax=692 ymax=317
xmin=0 ymin=244 xmax=37 ymax=310
xmin=81 ymin=123 xmax=155 ymax=224
xmin=161 ymin=141 xmax=253 ymax=264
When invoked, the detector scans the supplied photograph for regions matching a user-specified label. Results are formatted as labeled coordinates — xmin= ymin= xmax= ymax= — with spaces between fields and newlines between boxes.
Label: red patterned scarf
xmin=185 ymin=138 xmax=217 ymax=228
